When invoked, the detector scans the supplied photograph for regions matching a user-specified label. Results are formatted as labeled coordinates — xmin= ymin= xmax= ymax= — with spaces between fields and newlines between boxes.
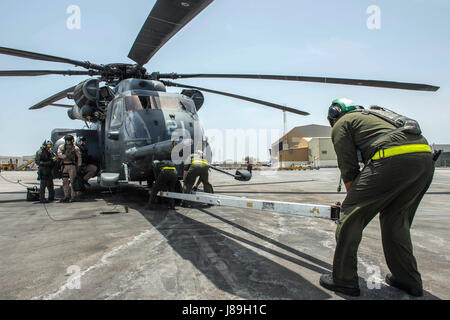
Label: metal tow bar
xmin=158 ymin=191 xmax=340 ymax=221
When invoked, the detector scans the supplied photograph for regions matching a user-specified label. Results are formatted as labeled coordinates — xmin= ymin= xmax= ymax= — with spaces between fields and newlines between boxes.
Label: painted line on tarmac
xmin=33 ymin=222 xmax=165 ymax=300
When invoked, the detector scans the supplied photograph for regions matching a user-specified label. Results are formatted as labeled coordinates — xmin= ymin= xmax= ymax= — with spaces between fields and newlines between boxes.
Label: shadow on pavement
xmin=53 ymin=183 xmax=442 ymax=300
xmin=198 ymin=208 xmax=333 ymax=273
xmin=136 ymin=206 xmax=332 ymax=299
xmin=99 ymin=184 xmax=331 ymax=299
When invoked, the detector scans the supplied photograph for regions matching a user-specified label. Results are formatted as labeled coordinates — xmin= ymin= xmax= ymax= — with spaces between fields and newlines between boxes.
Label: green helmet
xmin=43 ymin=139 xmax=53 ymax=148
xmin=332 ymin=98 xmax=357 ymax=112
xmin=327 ymin=98 xmax=361 ymax=126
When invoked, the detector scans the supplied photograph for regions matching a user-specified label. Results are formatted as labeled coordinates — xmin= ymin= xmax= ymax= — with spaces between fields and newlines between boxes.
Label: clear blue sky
xmin=1 ymin=0 xmax=449 ymax=160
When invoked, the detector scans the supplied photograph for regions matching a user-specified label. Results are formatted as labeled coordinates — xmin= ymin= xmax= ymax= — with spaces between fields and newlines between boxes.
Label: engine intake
xmin=181 ymin=89 xmax=204 ymax=111
xmin=73 ymin=78 xmax=100 ymax=107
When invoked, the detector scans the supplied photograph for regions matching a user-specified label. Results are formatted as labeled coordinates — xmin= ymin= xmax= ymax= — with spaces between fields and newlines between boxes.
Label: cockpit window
xmin=124 ymin=95 xmax=197 ymax=114
xmin=110 ymin=99 xmax=123 ymax=127
xmin=124 ymin=112 xmax=151 ymax=139
xmin=153 ymin=96 xmax=196 ymax=113
xmin=124 ymin=95 xmax=156 ymax=111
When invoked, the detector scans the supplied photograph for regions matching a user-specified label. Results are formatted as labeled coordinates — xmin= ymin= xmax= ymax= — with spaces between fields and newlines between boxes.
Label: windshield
xmin=124 ymin=95 xmax=155 ymax=111
xmin=124 ymin=95 xmax=196 ymax=114
xmin=124 ymin=112 xmax=151 ymax=139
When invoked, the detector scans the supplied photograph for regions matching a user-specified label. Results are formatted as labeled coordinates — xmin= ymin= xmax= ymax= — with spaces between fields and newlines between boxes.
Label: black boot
xmin=385 ymin=274 xmax=423 ymax=297
xmin=319 ymin=273 xmax=360 ymax=297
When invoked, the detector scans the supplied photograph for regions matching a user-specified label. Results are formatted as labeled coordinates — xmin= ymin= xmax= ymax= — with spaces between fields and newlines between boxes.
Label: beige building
xmin=270 ymin=124 xmax=337 ymax=167
xmin=0 ymin=156 xmax=21 ymax=169
xmin=0 ymin=155 xmax=36 ymax=170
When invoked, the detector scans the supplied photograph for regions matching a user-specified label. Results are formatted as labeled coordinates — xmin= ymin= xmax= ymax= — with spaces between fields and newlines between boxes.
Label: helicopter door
xmin=105 ymin=98 xmax=124 ymax=173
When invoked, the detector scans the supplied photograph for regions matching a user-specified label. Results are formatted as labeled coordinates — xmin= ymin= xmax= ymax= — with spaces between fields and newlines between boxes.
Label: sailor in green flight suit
xmin=147 ymin=160 xmax=178 ymax=210
xmin=319 ymin=98 xmax=435 ymax=297
xmin=182 ymin=151 xmax=214 ymax=195
xmin=35 ymin=139 xmax=57 ymax=203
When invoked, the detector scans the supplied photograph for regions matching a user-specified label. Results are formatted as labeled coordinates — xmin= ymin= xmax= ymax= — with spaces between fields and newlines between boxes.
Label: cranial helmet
xmin=43 ymin=139 xmax=53 ymax=148
xmin=327 ymin=98 xmax=362 ymax=127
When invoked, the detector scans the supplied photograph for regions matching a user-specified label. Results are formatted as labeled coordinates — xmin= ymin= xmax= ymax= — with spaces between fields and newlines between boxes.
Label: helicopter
xmin=0 ymin=0 xmax=439 ymax=189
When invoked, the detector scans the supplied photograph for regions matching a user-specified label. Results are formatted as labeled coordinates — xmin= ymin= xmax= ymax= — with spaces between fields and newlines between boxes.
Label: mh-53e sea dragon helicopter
xmin=0 ymin=0 xmax=439 ymax=188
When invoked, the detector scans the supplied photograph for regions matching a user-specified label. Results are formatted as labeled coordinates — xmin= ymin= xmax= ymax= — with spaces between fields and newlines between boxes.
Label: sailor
xmin=35 ymin=139 xmax=56 ymax=203
xmin=147 ymin=160 xmax=178 ymax=210
xmin=57 ymin=135 xmax=82 ymax=202
xmin=76 ymin=136 xmax=98 ymax=187
xmin=319 ymin=98 xmax=435 ymax=297
xmin=182 ymin=151 xmax=213 ymax=195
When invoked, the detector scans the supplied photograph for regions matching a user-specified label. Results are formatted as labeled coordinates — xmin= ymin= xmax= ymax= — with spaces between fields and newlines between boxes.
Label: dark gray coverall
xmin=183 ymin=158 xmax=214 ymax=194
xmin=149 ymin=161 xmax=178 ymax=208
xmin=35 ymin=147 xmax=56 ymax=202
xmin=331 ymin=112 xmax=434 ymax=291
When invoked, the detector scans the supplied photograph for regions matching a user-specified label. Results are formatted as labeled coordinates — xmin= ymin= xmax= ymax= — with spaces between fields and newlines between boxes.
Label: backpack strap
xmin=360 ymin=126 xmax=408 ymax=150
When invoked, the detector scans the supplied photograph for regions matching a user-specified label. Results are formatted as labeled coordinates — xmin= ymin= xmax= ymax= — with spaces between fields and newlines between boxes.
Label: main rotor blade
xmin=157 ymin=73 xmax=440 ymax=92
xmin=0 ymin=46 xmax=104 ymax=70
xmin=29 ymin=86 xmax=77 ymax=110
xmin=162 ymin=80 xmax=309 ymax=116
xmin=49 ymin=103 xmax=73 ymax=108
xmin=128 ymin=0 xmax=214 ymax=65
xmin=0 ymin=70 xmax=98 ymax=77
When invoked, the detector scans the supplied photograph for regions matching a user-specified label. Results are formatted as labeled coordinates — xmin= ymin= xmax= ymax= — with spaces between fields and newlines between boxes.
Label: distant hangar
xmin=270 ymin=124 xmax=337 ymax=168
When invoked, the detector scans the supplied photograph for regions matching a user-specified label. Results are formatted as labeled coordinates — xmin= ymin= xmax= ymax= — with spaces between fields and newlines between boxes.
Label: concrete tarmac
xmin=0 ymin=168 xmax=449 ymax=300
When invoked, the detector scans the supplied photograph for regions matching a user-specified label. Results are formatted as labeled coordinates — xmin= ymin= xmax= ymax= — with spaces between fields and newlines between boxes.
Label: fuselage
xmin=100 ymin=79 xmax=205 ymax=181
xmin=52 ymin=78 xmax=207 ymax=183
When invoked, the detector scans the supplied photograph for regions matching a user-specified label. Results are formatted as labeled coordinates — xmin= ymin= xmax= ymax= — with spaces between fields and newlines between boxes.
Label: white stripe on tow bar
xmin=158 ymin=191 xmax=340 ymax=221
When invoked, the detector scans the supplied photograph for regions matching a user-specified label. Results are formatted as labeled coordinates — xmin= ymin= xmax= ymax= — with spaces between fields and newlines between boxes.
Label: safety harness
xmin=61 ymin=144 xmax=78 ymax=166
xmin=348 ymin=106 xmax=431 ymax=163
xmin=336 ymin=107 xmax=432 ymax=192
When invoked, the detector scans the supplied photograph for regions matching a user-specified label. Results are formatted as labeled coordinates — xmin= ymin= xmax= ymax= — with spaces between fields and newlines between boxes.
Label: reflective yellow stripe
xmin=192 ymin=160 xmax=208 ymax=165
xmin=162 ymin=167 xmax=176 ymax=170
xmin=371 ymin=144 xmax=431 ymax=160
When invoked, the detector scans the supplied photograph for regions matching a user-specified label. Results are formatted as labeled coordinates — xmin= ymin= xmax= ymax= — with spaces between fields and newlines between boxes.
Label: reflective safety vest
xmin=162 ymin=166 xmax=176 ymax=170
xmin=192 ymin=160 xmax=208 ymax=166
xmin=371 ymin=144 xmax=431 ymax=160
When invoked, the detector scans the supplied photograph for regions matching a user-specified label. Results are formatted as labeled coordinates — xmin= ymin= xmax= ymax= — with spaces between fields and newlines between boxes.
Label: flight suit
xmin=183 ymin=156 xmax=213 ymax=194
xmin=57 ymin=144 xmax=82 ymax=201
xmin=77 ymin=143 xmax=98 ymax=184
xmin=148 ymin=160 xmax=178 ymax=209
xmin=331 ymin=112 xmax=434 ymax=291
xmin=35 ymin=147 xmax=56 ymax=202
